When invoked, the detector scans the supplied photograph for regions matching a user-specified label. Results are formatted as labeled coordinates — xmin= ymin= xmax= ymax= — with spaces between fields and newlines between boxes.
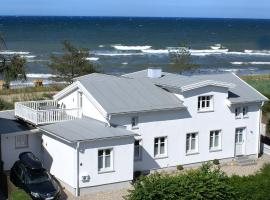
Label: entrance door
xmin=235 ymin=128 xmax=245 ymax=156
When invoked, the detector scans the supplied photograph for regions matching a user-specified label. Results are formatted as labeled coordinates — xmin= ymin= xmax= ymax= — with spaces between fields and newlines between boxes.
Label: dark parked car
xmin=10 ymin=152 xmax=61 ymax=200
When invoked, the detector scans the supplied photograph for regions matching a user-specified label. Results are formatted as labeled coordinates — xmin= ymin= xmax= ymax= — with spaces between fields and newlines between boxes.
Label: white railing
xmin=15 ymin=100 xmax=82 ymax=125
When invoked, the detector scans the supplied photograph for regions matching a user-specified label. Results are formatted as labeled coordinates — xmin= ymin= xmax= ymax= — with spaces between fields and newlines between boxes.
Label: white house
xmin=0 ymin=68 xmax=268 ymax=196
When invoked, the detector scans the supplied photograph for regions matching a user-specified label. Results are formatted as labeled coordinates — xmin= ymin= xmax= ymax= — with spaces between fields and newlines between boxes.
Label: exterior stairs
xmin=235 ymin=156 xmax=257 ymax=166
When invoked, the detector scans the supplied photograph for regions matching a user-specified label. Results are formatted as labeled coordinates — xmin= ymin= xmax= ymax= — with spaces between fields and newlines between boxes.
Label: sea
xmin=1 ymin=16 xmax=270 ymax=79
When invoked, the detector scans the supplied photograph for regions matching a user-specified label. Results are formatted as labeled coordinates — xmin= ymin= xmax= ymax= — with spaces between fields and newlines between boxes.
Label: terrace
xmin=15 ymin=100 xmax=82 ymax=125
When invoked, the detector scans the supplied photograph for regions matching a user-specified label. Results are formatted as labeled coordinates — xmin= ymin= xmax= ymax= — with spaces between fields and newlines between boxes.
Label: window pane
xmin=98 ymin=156 xmax=103 ymax=170
xmin=191 ymin=138 xmax=196 ymax=150
xmin=98 ymin=150 xmax=103 ymax=157
xmin=202 ymin=101 xmax=205 ymax=108
xmin=135 ymin=140 xmax=140 ymax=146
xmin=160 ymin=143 xmax=165 ymax=154
xmin=105 ymin=149 xmax=111 ymax=156
xmin=206 ymin=100 xmax=210 ymax=107
xmin=160 ymin=137 xmax=165 ymax=143
xmin=186 ymin=135 xmax=190 ymax=151
xmin=154 ymin=138 xmax=159 ymax=144
xmin=214 ymin=133 xmax=219 ymax=147
xmin=105 ymin=155 xmax=110 ymax=168
xmin=154 ymin=144 xmax=158 ymax=156
xmin=239 ymin=133 xmax=243 ymax=142
xmin=210 ymin=135 xmax=213 ymax=148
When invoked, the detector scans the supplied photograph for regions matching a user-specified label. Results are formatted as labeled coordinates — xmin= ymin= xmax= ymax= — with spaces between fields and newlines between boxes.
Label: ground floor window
xmin=186 ymin=133 xmax=198 ymax=154
xmin=235 ymin=128 xmax=244 ymax=143
xmin=15 ymin=135 xmax=28 ymax=148
xmin=134 ymin=139 xmax=142 ymax=160
xmin=209 ymin=130 xmax=221 ymax=151
xmin=154 ymin=137 xmax=167 ymax=157
xmin=98 ymin=148 xmax=113 ymax=172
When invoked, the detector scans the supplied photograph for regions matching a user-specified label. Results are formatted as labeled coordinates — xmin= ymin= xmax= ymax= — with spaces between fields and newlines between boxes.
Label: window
xmin=78 ymin=92 xmax=83 ymax=108
xmin=235 ymin=128 xmax=244 ymax=143
xmin=186 ymin=133 xmax=198 ymax=154
xmin=98 ymin=149 xmax=113 ymax=172
xmin=134 ymin=139 xmax=142 ymax=160
xmin=15 ymin=135 xmax=28 ymax=148
xmin=154 ymin=137 xmax=167 ymax=157
xmin=209 ymin=130 xmax=221 ymax=150
xmin=235 ymin=107 xmax=241 ymax=119
xmin=131 ymin=116 xmax=139 ymax=129
xmin=198 ymin=95 xmax=213 ymax=111
xmin=243 ymin=106 xmax=248 ymax=118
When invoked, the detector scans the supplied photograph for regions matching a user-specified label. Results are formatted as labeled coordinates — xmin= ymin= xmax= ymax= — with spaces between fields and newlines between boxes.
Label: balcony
xmin=15 ymin=100 xmax=82 ymax=125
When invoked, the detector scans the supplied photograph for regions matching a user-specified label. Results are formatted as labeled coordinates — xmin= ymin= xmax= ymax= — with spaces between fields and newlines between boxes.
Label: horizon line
xmin=1 ymin=15 xmax=270 ymax=20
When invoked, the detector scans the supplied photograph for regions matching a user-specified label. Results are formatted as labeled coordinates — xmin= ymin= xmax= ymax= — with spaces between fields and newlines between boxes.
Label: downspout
xmin=258 ymin=102 xmax=264 ymax=158
xmin=75 ymin=142 xmax=80 ymax=197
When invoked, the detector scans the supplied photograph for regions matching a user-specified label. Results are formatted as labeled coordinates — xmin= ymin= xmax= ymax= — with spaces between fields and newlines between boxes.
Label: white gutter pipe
xmin=75 ymin=142 xmax=80 ymax=197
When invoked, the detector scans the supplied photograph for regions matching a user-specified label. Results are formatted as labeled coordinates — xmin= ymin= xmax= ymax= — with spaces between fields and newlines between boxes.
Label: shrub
xmin=213 ymin=159 xmax=220 ymax=165
xmin=0 ymin=98 xmax=14 ymax=110
xmin=134 ymin=171 xmax=142 ymax=180
xmin=12 ymin=189 xmax=31 ymax=200
xmin=126 ymin=162 xmax=237 ymax=200
xmin=230 ymin=164 xmax=270 ymax=200
xmin=176 ymin=165 xmax=184 ymax=171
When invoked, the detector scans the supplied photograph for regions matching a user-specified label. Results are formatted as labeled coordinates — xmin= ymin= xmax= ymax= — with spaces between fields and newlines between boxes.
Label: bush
xmin=176 ymin=165 xmax=184 ymax=171
xmin=0 ymin=98 xmax=14 ymax=110
xmin=126 ymin=162 xmax=237 ymax=200
xmin=213 ymin=159 xmax=220 ymax=165
xmin=230 ymin=164 xmax=270 ymax=200
xmin=12 ymin=189 xmax=31 ymax=200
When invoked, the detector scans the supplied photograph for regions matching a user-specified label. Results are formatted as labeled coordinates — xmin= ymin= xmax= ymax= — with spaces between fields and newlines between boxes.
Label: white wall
xmin=57 ymin=88 xmax=106 ymax=122
xmin=41 ymin=134 xmax=76 ymax=188
xmin=78 ymin=137 xmax=134 ymax=188
xmin=110 ymin=86 xmax=261 ymax=171
xmin=1 ymin=132 xmax=41 ymax=170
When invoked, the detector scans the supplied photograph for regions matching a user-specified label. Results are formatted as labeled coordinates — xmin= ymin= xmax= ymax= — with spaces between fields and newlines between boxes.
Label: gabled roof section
xmin=75 ymin=73 xmax=184 ymax=115
xmin=39 ymin=117 xmax=137 ymax=143
xmin=124 ymin=70 xmax=268 ymax=104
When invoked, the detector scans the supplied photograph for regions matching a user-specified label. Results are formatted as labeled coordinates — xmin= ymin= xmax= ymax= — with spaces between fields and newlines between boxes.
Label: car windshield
xmin=26 ymin=169 xmax=51 ymax=184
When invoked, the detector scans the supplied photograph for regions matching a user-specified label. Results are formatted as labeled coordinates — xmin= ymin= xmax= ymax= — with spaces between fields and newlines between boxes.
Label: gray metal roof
xmin=39 ymin=117 xmax=137 ymax=142
xmin=124 ymin=70 xmax=268 ymax=104
xmin=0 ymin=110 xmax=35 ymax=135
xmin=76 ymin=73 xmax=185 ymax=115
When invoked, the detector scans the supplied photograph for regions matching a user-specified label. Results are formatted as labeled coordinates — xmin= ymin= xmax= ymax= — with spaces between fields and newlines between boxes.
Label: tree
xmin=0 ymin=33 xmax=7 ymax=70
xmin=3 ymin=55 xmax=27 ymax=88
xmin=49 ymin=41 xmax=99 ymax=83
xmin=169 ymin=46 xmax=199 ymax=73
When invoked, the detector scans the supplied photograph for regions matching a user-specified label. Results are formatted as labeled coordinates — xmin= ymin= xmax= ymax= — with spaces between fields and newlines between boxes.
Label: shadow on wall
xmin=135 ymin=146 xmax=161 ymax=173
xmin=41 ymin=141 xmax=53 ymax=171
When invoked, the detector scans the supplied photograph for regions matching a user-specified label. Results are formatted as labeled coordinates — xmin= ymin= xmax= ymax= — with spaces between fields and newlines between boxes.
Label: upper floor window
xmin=131 ymin=116 xmax=139 ymax=129
xmin=134 ymin=139 xmax=142 ymax=161
xmin=198 ymin=95 xmax=213 ymax=112
xmin=15 ymin=135 xmax=28 ymax=149
xmin=98 ymin=148 xmax=113 ymax=172
xmin=243 ymin=106 xmax=248 ymax=118
xmin=154 ymin=137 xmax=167 ymax=158
xmin=78 ymin=92 xmax=83 ymax=108
xmin=235 ymin=107 xmax=241 ymax=119
xmin=209 ymin=130 xmax=221 ymax=151
xmin=186 ymin=133 xmax=198 ymax=154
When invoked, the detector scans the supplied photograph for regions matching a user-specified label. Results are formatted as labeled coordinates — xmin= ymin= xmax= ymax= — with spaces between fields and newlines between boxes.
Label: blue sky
xmin=1 ymin=0 xmax=270 ymax=19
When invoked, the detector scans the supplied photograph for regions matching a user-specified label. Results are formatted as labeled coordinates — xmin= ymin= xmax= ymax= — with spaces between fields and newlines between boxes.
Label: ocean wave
xmin=112 ymin=45 xmax=152 ymax=50
xmin=0 ymin=51 xmax=30 ymax=55
xmin=86 ymin=57 xmax=99 ymax=61
xmin=99 ymin=45 xmax=105 ymax=48
xmin=95 ymin=52 xmax=144 ymax=56
xmin=22 ymin=55 xmax=36 ymax=59
xmin=231 ymin=61 xmax=270 ymax=65
xmin=26 ymin=73 xmax=56 ymax=79
xmin=122 ymin=62 xmax=128 ymax=65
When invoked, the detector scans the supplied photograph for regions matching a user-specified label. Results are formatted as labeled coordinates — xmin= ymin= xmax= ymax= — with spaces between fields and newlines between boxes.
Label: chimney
xmin=147 ymin=68 xmax=162 ymax=78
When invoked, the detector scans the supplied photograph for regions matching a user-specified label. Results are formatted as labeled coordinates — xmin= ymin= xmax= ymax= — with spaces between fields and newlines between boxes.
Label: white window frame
xmin=134 ymin=139 xmax=142 ymax=161
xmin=186 ymin=132 xmax=199 ymax=154
xmin=243 ymin=106 xmax=249 ymax=118
xmin=77 ymin=91 xmax=83 ymax=108
xmin=98 ymin=148 xmax=114 ymax=173
xmin=131 ymin=116 xmax=139 ymax=129
xmin=15 ymin=135 xmax=28 ymax=149
xmin=154 ymin=136 xmax=167 ymax=158
xmin=197 ymin=95 xmax=213 ymax=112
xmin=235 ymin=107 xmax=241 ymax=119
xmin=209 ymin=130 xmax=222 ymax=151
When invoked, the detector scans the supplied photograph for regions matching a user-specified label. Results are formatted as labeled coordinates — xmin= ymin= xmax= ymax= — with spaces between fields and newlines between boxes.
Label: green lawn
xmin=11 ymin=189 xmax=31 ymax=200
xmin=245 ymin=79 xmax=270 ymax=97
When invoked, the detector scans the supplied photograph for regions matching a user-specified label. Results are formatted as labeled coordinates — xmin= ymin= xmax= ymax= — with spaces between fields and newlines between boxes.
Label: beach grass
xmin=241 ymin=74 xmax=270 ymax=96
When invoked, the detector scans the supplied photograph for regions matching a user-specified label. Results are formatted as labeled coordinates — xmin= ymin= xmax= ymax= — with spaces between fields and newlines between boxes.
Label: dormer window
xmin=198 ymin=95 xmax=213 ymax=112
xmin=131 ymin=116 xmax=139 ymax=129
xmin=235 ymin=107 xmax=241 ymax=119
xmin=243 ymin=106 xmax=249 ymax=118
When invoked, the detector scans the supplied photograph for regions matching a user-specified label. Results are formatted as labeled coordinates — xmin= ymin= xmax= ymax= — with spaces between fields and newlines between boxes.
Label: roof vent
xmin=147 ymin=68 xmax=162 ymax=78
